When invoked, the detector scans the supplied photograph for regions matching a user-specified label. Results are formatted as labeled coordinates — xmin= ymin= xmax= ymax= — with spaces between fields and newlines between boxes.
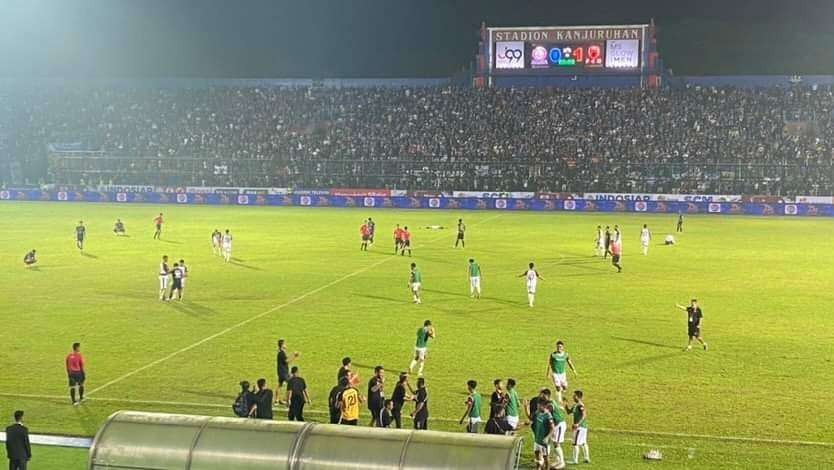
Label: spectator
xmin=249 ymin=378 xmax=273 ymax=420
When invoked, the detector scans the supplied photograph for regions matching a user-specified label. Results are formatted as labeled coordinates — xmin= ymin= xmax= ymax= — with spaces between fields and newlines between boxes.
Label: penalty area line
xmin=1 ymin=392 xmax=833 ymax=449
xmin=86 ymin=213 xmax=503 ymax=397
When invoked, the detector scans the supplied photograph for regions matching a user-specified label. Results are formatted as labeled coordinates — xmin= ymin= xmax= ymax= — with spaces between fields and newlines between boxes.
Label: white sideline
xmin=1 ymin=392 xmax=833 ymax=449
xmin=87 ymin=213 xmax=504 ymax=396
xmin=0 ymin=431 xmax=92 ymax=449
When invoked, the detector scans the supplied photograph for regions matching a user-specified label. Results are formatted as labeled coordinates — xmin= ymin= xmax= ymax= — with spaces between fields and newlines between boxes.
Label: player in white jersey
xmin=178 ymin=259 xmax=188 ymax=299
xmin=211 ymin=229 xmax=222 ymax=256
xmin=640 ymin=224 xmax=651 ymax=256
xmin=594 ymin=226 xmax=605 ymax=257
xmin=519 ymin=262 xmax=544 ymax=307
xmin=222 ymin=229 xmax=233 ymax=262
xmin=159 ymin=255 xmax=170 ymax=301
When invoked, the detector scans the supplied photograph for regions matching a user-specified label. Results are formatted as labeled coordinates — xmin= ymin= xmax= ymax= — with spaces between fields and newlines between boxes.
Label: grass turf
xmin=1 ymin=202 xmax=833 ymax=469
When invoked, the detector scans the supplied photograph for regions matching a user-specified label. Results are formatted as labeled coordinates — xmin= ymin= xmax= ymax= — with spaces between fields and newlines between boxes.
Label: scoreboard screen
xmin=490 ymin=25 xmax=647 ymax=75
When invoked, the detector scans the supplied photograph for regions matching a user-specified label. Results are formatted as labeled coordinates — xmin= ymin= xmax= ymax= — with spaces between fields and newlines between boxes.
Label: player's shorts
xmin=457 ymin=232 xmax=465 ymax=240
xmin=77 ymin=235 xmax=84 ymax=242
xmin=552 ymin=372 xmax=568 ymax=389
xmin=573 ymin=427 xmax=588 ymax=446
xmin=470 ymin=276 xmax=481 ymax=290
xmin=172 ymin=279 xmax=182 ymax=290
xmin=278 ymin=370 xmax=290 ymax=387
xmin=395 ymin=238 xmax=402 ymax=245
xmin=24 ymin=259 xmax=36 ymax=266
xmin=159 ymin=275 xmax=169 ymax=289
xmin=534 ymin=442 xmax=550 ymax=456
xmin=552 ymin=421 xmax=567 ymax=444
xmin=612 ymin=255 xmax=621 ymax=263
xmin=68 ymin=372 xmax=85 ymax=387
xmin=362 ymin=235 xmax=369 ymax=241
xmin=688 ymin=326 xmax=701 ymax=337
xmin=403 ymin=240 xmax=411 ymax=248
xmin=665 ymin=240 xmax=675 ymax=245
xmin=414 ymin=347 xmax=427 ymax=360
xmin=641 ymin=240 xmax=650 ymax=247
xmin=223 ymin=244 xmax=232 ymax=252
xmin=340 ymin=418 xmax=358 ymax=426
xmin=506 ymin=415 xmax=519 ymax=429
xmin=156 ymin=224 xmax=162 ymax=231
xmin=527 ymin=284 xmax=537 ymax=294
xmin=411 ymin=282 xmax=421 ymax=292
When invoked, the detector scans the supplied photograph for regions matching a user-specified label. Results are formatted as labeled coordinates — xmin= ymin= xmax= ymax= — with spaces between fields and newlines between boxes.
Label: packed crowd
xmin=6 ymin=85 xmax=834 ymax=194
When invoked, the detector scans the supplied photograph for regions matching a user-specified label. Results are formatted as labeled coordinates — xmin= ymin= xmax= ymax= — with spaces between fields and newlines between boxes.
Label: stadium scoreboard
xmin=489 ymin=25 xmax=648 ymax=76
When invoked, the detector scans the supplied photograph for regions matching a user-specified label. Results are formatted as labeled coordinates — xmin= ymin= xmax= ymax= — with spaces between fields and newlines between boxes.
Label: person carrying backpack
xmin=233 ymin=381 xmax=255 ymax=418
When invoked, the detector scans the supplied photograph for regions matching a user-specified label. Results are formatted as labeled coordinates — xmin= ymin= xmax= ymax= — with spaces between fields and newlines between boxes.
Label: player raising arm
xmin=676 ymin=299 xmax=707 ymax=351
xmin=519 ymin=262 xmax=544 ymax=308
xmin=409 ymin=320 xmax=436 ymax=376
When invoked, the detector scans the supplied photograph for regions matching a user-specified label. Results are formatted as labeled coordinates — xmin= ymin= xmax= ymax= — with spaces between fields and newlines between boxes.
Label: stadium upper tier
xmin=4 ymin=86 xmax=834 ymax=195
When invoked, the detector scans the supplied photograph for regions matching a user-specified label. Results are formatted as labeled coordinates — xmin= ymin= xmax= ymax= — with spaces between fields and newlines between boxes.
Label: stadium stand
xmin=5 ymin=85 xmax=834 ymax=195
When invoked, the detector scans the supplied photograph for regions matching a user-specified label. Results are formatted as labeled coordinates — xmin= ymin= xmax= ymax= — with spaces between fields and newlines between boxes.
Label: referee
xmin=65 ymin=343 xmax=85 ymax=405
xmin=676 ymin=299 xmax=708 ymax=351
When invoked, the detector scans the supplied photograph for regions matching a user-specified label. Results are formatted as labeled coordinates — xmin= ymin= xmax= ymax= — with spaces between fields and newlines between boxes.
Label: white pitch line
xmin=87 ymin=213 xmax=504 ymax=396
xmin=1 ymin=392 xmax=833 ymax=449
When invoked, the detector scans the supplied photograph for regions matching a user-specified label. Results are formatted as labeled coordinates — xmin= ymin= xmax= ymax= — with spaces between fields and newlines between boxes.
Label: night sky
xmin=1 ymin=0 xmax=833 ymax=78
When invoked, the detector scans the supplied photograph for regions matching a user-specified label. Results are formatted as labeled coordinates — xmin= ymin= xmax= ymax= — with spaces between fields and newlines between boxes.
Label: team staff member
xmin=286 ymin=366 xmax=310 ymax=421
xmin=411 ymin=377 xmax=429 ymax=430
xmin=249 ymin=378 xmax=273 ymax=420
xmin=391 ymin=373 xmax=414 ymax=428
xmin=275 ymin=339 xmax=299 ymax=403
xmin=367 ymin=366 xmax=385 ymax=426
xmin=338 ymin=376 xmax=363 ymax=425
xmin=328 ymin=380 xmax=345 ymax=424
xmin=5 ymin=410 xmax=31 ymax=470
xmin=65 ymin=342 xmax=85 ymax=405
xmin=676 ymin=299 xmax=708 ymax=351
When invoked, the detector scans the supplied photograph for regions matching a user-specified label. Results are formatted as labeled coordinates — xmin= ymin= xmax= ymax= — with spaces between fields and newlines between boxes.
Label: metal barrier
xmin=89 ymin=411 xmax=524 ymax=470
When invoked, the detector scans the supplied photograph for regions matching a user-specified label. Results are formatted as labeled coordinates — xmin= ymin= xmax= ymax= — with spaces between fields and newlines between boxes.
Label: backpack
xmin=233 ymin=392 xmax=250 ymax=417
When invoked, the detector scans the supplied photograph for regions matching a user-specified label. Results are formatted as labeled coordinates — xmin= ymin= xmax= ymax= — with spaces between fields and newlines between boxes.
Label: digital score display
xmin=490 ymin=25 xmax=646 ymax=75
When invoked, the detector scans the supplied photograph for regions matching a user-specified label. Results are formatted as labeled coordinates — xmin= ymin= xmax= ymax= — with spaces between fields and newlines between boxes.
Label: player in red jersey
xmin=65 ymin=342 xmax=86 ymax=405
xmin=393 ymin=225 xmax=404 ymax=254
xmin=360 ymin=222 xmax=370 ymax=251
xmin=610 ymin=239 xmax=623 ymax=273
xmin=400 ymin=226 xmax=412 ymax=257
xmin=153 ymin=213 xmax=164 ymax=240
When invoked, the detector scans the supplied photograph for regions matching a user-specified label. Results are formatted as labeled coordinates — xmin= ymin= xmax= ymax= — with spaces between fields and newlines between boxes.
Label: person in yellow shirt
xmin=338 ymin=376 xmax=364 ymax=425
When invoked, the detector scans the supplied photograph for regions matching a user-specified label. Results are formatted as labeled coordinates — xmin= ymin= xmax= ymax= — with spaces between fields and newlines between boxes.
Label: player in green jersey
xmin=408 ymin=262 xmax=422 ymax=304
xmin=467 ymin=258 xmax=482 ymax=298
xmin=504 ymin=378 xmax=521 ymax=430
xmin=459 ymin=380 xmax=482 ymax=433
xmin=409 ymin=320 xmax=436 ymax=376
xmin=532 ymin=399 xmax=556 ymax=470
xmin=547 ymin=340 xmax=578 ymax=402
xmin=545 ymin=389 xmax=568 ymax=469
xmin=565 ymin=390 xmax=590 ymax=465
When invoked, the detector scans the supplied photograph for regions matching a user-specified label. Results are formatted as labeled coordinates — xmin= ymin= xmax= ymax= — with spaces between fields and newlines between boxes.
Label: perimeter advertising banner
xmin=1 ymin=190 xmax=832 ymax=217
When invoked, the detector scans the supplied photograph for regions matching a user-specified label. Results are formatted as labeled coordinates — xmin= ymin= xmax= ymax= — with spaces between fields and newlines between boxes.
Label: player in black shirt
xmin=248 ymin=378 xmax=274 ymax=420
xmin=411 ymin=377 xmax=429 ymax=430
xmin=113 ymin=219 xmax=126 ymax=236
xmin=367 ymin=366 xmax=385 ymax=426
xmin=391 ymin=372 xmax=415 ymax=428
xmin=379 ymin=399 xmax=393 ymax=428
xmin=676 ymin=299 xmax=708 ymax=351
xmin=23 ymin=250 xmax=37 ymax=267
xmin=286 ymin=366 xmax=310 ymax=421
xmin=275 ymin=339 xmax=299 ymax=403
xmin=455 ymin=219 xmax=466 ymax=248
xmin=75 ymin=221 xmax=86 ymax=251
xmin=489 ymin=378 xmax=507 ymax=420
xmin=328 ymin=379 xmax=346 ymax=424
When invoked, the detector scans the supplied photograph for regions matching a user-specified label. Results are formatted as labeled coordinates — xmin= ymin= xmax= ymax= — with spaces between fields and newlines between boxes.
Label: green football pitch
xmin=1 ymin=202 xmax=833 ymax=469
